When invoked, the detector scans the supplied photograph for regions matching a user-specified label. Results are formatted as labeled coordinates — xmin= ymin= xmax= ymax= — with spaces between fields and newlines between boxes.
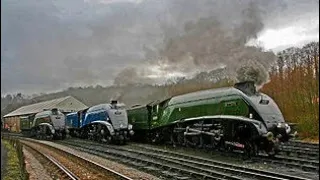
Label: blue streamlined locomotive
xmin=66 ymin=100 xmax=134 ymax=144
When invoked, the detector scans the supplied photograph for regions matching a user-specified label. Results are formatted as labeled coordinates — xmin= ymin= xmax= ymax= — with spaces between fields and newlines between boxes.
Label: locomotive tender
xmin=20 ymin=108 xmax=67 ymax=140
xmin=127 ymin=81 xmax=296 ymax=156
xmin=66 ymin=100 xmax=134 ymax=144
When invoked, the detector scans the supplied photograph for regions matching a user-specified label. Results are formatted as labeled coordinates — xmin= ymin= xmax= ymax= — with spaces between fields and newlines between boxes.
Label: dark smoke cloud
xmin=236 ymin=64 xmax=269 ymax=86
xmin=114 ymin=1 xmax=276 ymax=86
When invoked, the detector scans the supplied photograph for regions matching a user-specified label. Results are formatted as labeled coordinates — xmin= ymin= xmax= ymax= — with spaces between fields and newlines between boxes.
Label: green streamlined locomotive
xmin=127 ymin=81 xmax=296 ymax=156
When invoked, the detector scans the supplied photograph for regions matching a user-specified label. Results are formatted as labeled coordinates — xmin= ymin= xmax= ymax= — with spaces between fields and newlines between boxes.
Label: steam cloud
xmin=114 ymin=1 xmax=276 ymax=86
xmin=2 ymin=0 xmax=318 ymax=94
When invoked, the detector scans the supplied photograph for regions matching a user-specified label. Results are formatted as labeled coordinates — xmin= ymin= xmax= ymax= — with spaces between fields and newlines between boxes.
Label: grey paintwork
xmin=33 ymin=110 xmax=66 ymax=130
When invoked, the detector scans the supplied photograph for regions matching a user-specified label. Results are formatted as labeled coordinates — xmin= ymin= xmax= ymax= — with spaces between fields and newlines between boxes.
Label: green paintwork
xmin=19 ymin=111 xmax=55 ymax=130
xmin=20 ymin=116 xmax=33 ymax=130
xmin=128 ymin=87 xmax=252 ymax=130
xmin=127 ymin=105 xmax=150 ymax=130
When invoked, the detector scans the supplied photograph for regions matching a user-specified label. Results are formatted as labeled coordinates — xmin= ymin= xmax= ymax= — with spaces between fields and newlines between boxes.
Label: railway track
xmin=23 ymin=144 xmax=79 ymax=180
xmin=1 ymin=132 xmax=24 ymax=137
xmin=2 ymin=132 xmax=318 ymax=177
xmin=59 ymin=138 xmax=314 ymax=180
xmin=58 ymin=140 xmax=228 ymax=180
xmin=277 ymin=146 xmax=318 ymax=160
xmin=278 ymin=141 xmax=319 ymax=160
xmin=287 ymin=140 xmax=319 ymax=149
xmin=18 ymin=138 xmax=133 ymax=180
xmin=131 ymin=143 xmax=319 ymax=172
xmin=255 ymin=153 xmax=319 ymax=172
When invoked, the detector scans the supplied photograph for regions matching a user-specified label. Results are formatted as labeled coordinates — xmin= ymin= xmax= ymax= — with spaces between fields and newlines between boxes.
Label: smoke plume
xmin=3 ymin=0 xmax=318 ymax=94
xmin=114 ymin=1 xmax=277 ymax=86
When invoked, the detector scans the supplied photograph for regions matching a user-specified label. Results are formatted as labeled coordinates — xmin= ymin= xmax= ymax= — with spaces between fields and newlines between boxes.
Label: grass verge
xmin=2 ymin=139 xmax=23 ymax=180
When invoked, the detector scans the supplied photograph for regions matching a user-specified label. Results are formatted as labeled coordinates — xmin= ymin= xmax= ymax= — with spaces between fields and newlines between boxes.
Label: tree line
xmin=261 ymin=42 xmax=319 ymax=139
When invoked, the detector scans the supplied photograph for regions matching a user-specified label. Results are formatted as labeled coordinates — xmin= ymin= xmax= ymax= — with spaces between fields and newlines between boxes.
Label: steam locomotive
xmin=66 ymin=100 xmax=134 ymax=144
xmin=127 ymin=81 xmax=297 ymax=156
xmin=20 ymin=108 xmax=67 ymax=140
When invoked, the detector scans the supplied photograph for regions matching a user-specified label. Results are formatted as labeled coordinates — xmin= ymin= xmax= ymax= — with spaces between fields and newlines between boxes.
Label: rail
xmin=23 ymin=142 xmax=80 ymax=180
xmin=20 ymin=137 xmax=133 ymax=180
xmin=60 ymin=139 xmax=313 ymax=180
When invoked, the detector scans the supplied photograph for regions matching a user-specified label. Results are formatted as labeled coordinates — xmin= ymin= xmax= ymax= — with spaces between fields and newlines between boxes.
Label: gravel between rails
xmin=60 ymin=139 xmax=314 ymax=180
xmin=254 ymin=153 xmax=319 ymax=172
xmin=23 ymin=146 xmax=65 ymax=180
xmin=60 ymin=141 xmax=236 ymax=180
xmin=278 ymin=149 xmax=319 ymax=160
xmin=21 ymin=140 xmax=110 ymax=180
xmin=280 ymin=144 xmax=319 ymax=152
xmin=279 ymin=143 xmax=319 ymax=160
xmin=128 ymin=141 xmax=319 ymax=173
xmin=288 ymin=141 xmax=319 ymax=148
xmin=128 ymin=143 xmax=315 ymax=180
xmin=20 ymin=138 xmax=159 ymax=180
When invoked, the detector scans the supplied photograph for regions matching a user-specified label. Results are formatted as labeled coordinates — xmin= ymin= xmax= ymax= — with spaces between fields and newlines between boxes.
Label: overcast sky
xmin=1 ymin=0 xmax=319 ymax=95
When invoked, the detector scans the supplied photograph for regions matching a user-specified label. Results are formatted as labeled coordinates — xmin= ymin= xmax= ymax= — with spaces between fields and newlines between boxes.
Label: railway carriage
xmin=127 ymin=81 xmax=296 ymax=156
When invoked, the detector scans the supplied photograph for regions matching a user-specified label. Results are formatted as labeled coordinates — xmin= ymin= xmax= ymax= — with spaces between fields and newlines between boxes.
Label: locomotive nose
xmin=277 ymin=122 xmax=291 ymax=134
xmin=275 ymin=122 xmax=296 ymax=141
xmin=129 ymin=130 xmax=135 ymax=136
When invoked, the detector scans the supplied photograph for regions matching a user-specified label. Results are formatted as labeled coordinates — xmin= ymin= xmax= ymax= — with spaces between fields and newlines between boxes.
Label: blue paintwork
xmin=66 ymin=112 xmax=79 ymax=128
xmin=66 ymin=103 xmax=126 ymax=128
xmin=82 ymin=110 xmax=110 ymax=128
xmin=66 ymin=104 xmax=113 ymax=128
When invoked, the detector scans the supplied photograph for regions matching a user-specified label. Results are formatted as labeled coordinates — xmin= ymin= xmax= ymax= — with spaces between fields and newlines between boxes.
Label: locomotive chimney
xmin=234 ymin=81 xmax=257 ymax=96
xmin=111 ymin=100 xmax=118 ymax=105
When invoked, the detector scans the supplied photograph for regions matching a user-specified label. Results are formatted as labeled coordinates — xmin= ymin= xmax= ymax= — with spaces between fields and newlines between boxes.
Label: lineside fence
xmin=1 ymin=134 xmax=29 ymax=180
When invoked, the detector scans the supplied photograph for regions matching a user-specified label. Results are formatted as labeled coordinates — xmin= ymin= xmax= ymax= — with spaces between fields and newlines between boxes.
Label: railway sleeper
xmin=62 ymin=141 xmax=254 ymax=180
xmin=127 ymin=143 xmax=313 ymax=180
xmin=63 ymin=140 xmax=313 ymax=179
xmin=62 ymin=142 xmax=231 ymax=180
xmin=254 ymin=157 xmax=318 ymax=172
